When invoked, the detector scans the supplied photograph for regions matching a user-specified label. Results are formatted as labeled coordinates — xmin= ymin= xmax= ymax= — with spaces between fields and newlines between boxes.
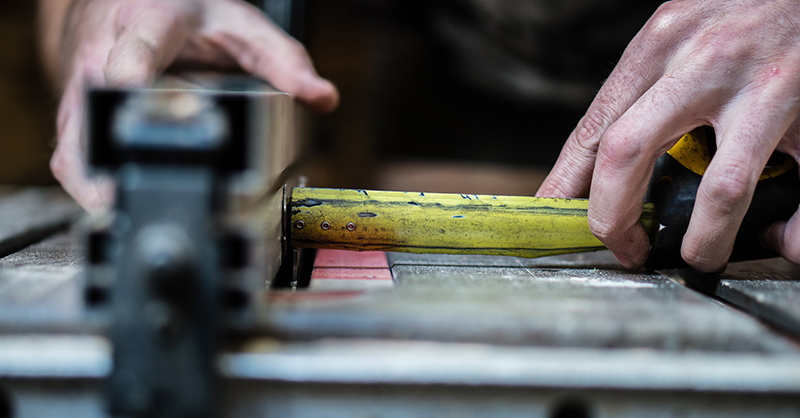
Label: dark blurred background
xmin=300 ymin=0 xmax=661 ymax=194
xmin=0 ymin=2 xmax=56 ymax=185
xmin=0 ymin=0 xmax=661 ymax=194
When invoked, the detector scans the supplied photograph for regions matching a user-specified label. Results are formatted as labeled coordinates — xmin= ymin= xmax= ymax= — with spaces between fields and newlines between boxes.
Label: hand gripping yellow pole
xmin=289 ymin=187 xmax=657 ymax=258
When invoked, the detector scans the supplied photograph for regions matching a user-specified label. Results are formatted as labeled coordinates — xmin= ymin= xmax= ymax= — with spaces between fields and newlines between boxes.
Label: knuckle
xmin=281 ymin=42 xmax=314 ymax=75
xmin=693 ymin=34 xmax=750 ymax=68
xmin=597 ymin=124 xmax=642 ymax=169
xmin=587 ymin=215 xmax=619 ymax=243
xmin=642 ymin=2 xmax=685 ymax=39
xmin=701 ymin=163 xmax=755 ymax=211
xmin=681 ymin=244 xmax=726 ymax=272
xmin=285 ymin=40 xmax=310 ymax=61
xmin=574 ymin=105 xmax=614 ymax=152
xmin=540 ymin=181 xmax=575 ymax=199
xmin=234 ymin=46 xmax=262 ymax=74
xmin=245 ymin=51 xmax=272 ymax=74
xmin=104 ymin=42 xmax=155 ymax=86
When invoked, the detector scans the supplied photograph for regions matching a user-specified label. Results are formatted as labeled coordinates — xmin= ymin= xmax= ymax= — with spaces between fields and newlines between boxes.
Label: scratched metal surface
xmin=1 ymin=188 xmax=800 ymax=417
xmin=674 ymin=258 xmax=800 ymax=336
xmin=0 ymin=187 xmax=81 ymax=258
xmin=0 ymin=187 xmax=85 ymax=331
xmin=384 ymin=249 xmax=623 ymax=269
xmin=0 ymin=228 xmax=88 ymax=332
xmin=0 ymin=188 xmax=797 ymax=355
xmin=262 ymin=251 xmax=800 ymax=352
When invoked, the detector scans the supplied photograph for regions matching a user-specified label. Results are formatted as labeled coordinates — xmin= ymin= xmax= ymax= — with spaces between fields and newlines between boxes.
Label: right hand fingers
xmin=534 ymin=3 xmax=698 ymax=268
xmin=587 ymin=73 xmax=705 ymax=268
xmin=535 ymin=2 xmax=691 ymax=199
xmin=535 ymin=0 xmax=800 ymax=270
xmin=681 ymin=73 xmax=800 ymax=271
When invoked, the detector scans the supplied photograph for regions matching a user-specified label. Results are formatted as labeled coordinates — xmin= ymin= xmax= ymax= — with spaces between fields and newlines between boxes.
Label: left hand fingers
xmin=201 ymin=0 xmax=339 ymax=112
xmin=104 ymin=1 xmax=196 ymax=86
xmin=535 ymin=1 xmax=687 ymax=199
xmin=52 ymin=78 xmax=113 ymax=214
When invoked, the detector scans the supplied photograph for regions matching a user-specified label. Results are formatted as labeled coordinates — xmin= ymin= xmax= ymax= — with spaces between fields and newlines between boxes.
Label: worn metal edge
xmin=0 ymin=187 xmax=83 ymax=259
xmin=4 ymin=336 xmax=800 ymax=393
xmin=219 ymin=340 xmax=800 ymax=393
xmin=675 ymin=268 xmax=800 ymax=339
xmin=0 ymin=335 xmax=110 ymax=378
xmin=0 ymin=217 xmax=76 ymax=260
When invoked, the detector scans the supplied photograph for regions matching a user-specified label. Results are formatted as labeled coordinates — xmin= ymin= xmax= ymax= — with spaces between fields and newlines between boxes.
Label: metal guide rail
xmin=0 ymin=81 xmax=799 ymax=417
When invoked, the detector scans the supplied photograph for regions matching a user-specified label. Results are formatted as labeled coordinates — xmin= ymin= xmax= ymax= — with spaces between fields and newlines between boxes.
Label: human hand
xmin=535 ymin=0 xmax=800 ymax=272
xmin=49 ymin=0 xmax=339 ymax=214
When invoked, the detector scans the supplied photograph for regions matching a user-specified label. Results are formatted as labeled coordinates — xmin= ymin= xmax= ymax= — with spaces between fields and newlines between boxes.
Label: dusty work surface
xmin=3 ymin=188 xmax=800 ymax=417
xmin=263 ymin=251 xmax=800 ymax=353
xmin=0 ymin=188 xmax=85 ymax=331
xmin=0 ymin=189 xmax=798 ymax=351
xmin=257 ymin=250 xmax=800 ymax=416
xmin=0 ymin=188 xmax=798 ymax=353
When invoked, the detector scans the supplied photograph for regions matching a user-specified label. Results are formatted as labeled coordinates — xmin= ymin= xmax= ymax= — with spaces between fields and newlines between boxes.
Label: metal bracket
xmin=86 ymin=86 xmax=252 ymax=418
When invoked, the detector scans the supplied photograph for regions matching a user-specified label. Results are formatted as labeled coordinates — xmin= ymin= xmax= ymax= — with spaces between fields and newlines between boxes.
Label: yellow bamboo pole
xmin=289 ymin=187 xmax=657 ymax=258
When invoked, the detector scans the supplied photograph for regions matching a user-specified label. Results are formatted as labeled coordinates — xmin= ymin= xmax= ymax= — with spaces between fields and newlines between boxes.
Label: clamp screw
xmin=346 ymin=222 xmax=356 ymax=231
xmin=321 ymin=221 xmax=331 ymax=230
xmin=294 ymin=220 xmax=306 ymax=229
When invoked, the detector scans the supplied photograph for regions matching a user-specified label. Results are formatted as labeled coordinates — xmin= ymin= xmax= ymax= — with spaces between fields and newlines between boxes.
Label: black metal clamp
xmin=85 ymin=85 xmax=257 ymax=418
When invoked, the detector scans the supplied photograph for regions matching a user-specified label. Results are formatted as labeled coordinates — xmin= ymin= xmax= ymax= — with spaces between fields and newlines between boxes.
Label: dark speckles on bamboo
xmin=292 ymin=198 xmax=322 ymax=208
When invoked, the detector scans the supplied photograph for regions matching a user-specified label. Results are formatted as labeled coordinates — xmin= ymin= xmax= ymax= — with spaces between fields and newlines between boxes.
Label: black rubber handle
xmin=645 ymin=127 xmax=800 ymax=270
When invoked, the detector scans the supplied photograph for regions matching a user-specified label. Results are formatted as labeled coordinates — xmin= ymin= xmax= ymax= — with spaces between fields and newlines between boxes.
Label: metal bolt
xmin=321 ymin=221 xmax=331 ymax=230
xmin=346 ymin=222 xmax=356 ymax=231
xmin=294 ymin=220 xmax=306 ymax=229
